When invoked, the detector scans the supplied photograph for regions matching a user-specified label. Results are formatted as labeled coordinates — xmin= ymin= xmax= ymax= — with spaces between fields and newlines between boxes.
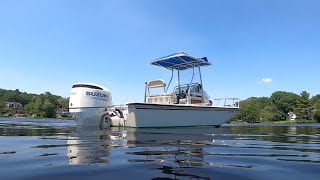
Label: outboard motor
xmin=69 ymin=83 xmax=113 ymax=126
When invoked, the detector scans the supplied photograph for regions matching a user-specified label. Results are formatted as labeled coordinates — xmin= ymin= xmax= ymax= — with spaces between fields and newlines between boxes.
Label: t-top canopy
xmin=150 ymin=52 xmax=212 ymax=70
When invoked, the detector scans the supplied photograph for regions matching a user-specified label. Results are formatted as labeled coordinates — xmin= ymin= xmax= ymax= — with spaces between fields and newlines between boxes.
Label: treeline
xmin=234 ymin=91 xmax=320 ymax=123
xmin=0 ymin=88 xmax=69 ymax=118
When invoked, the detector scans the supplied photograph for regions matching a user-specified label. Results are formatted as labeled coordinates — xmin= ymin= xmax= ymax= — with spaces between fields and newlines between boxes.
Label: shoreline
xmin=230 ymin=119 xmax=317 ymax=124
xmin=1 ymin=116 xmax=318 ymax=124
xmin=0 ymin=116 xmax=75 ymax=120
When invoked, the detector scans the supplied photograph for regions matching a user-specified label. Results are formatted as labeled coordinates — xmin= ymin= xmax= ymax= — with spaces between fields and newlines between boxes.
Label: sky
xmin=0 ymin=0 xmax=319 ymax=104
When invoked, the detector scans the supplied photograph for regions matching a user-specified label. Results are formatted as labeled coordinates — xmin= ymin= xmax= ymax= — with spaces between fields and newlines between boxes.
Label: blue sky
xmin=0 ymin=0 xmax=319 ymax=104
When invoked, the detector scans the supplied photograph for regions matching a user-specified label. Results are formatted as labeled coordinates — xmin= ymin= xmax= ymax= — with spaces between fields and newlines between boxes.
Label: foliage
xmin=311 ymin=95 xmax=320 ymax=109
xmin=0 ymin=102 xmax=9 ymax=115
xmin=313 ymin=109 xmax=320 ymax=123
xmin=0 ymin=88 xmax=69 ymax=118
xmin=270 ymin=91 xmax=300 ymax=114
xmin=234 ymin=91 xmax=320 ymax=123
xmin=236 ymin=98 xmax=261 ymax=123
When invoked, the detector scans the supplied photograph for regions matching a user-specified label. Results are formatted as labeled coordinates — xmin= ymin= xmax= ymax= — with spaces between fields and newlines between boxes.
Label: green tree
xmin=311 ymin=94 xmax=320 ymax=109
xmin=313 ymin=109 xmax=320 ymax=123
xmin=294 ymin=91 xmax=312 ymax=120
xmin=43 ymin=100 xmax=56 ymax=118
xmin=260 ymin=105 xmax=284 ymax=121
xmin=25 ymin=102 xmax=37 ymax=116
xmin=270 ymin=91 xmax=300 ymax=115
xmin=235 ymin=98 xmax=261 ymax=123
xmin=235 ymin=97 xmax=285 ymax=123
xmin=0 ymin=102 xmax=9 ymax=115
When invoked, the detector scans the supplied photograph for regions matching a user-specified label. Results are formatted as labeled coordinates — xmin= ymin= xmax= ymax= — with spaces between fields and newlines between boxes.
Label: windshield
xmin=174 ymin=83 xmax=202 ymax=94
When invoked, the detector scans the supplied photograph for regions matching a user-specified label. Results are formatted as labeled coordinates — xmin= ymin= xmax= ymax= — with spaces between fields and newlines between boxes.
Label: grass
xmin=272 ymin=119 xmax=317 ymax=124
xmin=231 ymin=119 xmax=318 ymax=124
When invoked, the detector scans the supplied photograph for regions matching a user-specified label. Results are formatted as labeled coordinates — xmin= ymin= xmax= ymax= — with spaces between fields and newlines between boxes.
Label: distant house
xmin=5 ymin=102 xmax=25 ymax=114
xmin=287 ymin=111 xmax=297 ymax=120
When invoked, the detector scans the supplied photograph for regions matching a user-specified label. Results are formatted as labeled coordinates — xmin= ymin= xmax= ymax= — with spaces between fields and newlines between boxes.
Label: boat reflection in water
xmin=67 ymin=125 xmax=236 ymax=167
xmin=67 ymin=127 xmax=127 ymax=165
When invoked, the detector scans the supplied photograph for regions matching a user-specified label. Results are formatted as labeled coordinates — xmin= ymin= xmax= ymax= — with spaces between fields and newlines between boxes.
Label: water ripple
xmin=1 ymin=118 xmax=320 ymax=180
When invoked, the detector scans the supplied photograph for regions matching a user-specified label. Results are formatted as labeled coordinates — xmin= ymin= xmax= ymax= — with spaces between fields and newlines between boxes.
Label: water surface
xmin=0 ymin=117 xmax=319 ymax=180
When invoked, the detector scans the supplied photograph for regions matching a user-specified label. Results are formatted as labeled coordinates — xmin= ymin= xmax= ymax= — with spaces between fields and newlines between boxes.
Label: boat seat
xmin=147 ymin=93 xmax=176 ymax=104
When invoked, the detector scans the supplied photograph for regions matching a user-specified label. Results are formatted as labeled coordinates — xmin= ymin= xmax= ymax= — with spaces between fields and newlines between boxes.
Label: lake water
xmin=0 ymin=118 xmax=319 ymax=180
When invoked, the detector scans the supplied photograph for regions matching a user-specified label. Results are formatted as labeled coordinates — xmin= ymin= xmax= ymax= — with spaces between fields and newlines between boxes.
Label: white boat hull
xmin=71 ymin=103 xmax=238 ymax=128
xmin=124 ymin=103 xmax=238 ymax=128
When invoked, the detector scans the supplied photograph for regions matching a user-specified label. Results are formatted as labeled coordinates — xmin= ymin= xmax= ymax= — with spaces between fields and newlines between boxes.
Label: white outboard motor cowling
xmin=69 ymin=83 xmax=113 ymax=126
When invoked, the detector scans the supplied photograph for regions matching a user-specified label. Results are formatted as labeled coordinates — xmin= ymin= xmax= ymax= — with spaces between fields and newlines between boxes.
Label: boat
xmin=69 ymin=52 xmax=240 ymax=128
